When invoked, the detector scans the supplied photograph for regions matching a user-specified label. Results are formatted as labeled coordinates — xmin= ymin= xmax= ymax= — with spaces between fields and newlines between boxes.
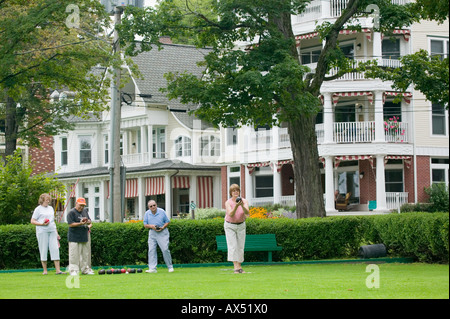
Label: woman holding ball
xmin=31 ymin=193 xmax=64 ymax=275
xmin=224 ymin=184 xmax=250 ymax=274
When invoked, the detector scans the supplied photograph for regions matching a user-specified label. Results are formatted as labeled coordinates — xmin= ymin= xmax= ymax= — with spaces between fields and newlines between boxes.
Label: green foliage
xmin=425 ymin=183 xmax=449 ymax=212
xmin=0 ymin=213 xmax=447 ymax=269
xmin=193 ymin=208 xmax=226 ymax=219
xmin=0 ymin=150 xmax=65 ymax=225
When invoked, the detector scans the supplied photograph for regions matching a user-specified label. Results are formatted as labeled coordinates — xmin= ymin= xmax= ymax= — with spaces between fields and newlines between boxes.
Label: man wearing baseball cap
xmin=67 ymin=197 xmax=94 ymax=275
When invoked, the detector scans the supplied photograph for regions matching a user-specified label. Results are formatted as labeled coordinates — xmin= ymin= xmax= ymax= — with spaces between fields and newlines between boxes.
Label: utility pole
xmin=109 ymin=6 xmax=123 ymax=223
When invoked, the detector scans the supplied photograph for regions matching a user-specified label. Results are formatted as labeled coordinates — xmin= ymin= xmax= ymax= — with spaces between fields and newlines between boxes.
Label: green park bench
xmin=216 ymin=233 xmax=283 ymax=262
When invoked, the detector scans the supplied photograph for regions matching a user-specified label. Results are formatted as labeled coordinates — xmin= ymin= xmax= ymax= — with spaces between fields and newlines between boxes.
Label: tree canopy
xmin=118 ymin=0 xmax=448 ymax=217
xmin=0 ymin=0 xmax=115 ymax=157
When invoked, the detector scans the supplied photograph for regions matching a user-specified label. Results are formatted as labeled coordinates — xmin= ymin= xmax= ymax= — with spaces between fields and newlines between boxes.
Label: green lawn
xmin=0 ymin=263 xmax=448 ymax=299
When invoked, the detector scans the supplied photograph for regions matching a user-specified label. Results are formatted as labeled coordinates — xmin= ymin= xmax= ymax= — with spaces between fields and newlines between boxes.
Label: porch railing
xmin=386 ymin=192 xmax=409 ymax=210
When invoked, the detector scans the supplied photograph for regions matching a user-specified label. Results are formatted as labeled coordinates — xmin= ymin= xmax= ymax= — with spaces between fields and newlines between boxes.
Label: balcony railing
xmin=315 ymin=121 xmax=408 ymax=144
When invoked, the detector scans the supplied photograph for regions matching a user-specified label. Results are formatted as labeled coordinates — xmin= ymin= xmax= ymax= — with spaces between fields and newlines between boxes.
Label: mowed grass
xmin=0 ymin=263 xmax=448 ymax=299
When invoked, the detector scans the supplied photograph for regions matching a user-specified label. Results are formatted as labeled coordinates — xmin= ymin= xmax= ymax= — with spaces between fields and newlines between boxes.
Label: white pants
xmin=36 ymin=231 xmax=60 ymax=261
xmin=68 ymin=241 xmax=91 ymax=274
xmin=224 ymin=221 xmax=246 ymax=263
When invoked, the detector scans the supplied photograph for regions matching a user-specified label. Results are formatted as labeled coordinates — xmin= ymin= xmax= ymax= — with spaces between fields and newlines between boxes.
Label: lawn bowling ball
xmin=137 ymin=268 xmax=142 ymax=273
xmin=98 ymin=269 xmax=106 ymax=275
xmin=106 ymin=269 xmax=112 ymax=274
xmin=44 ymin=218 xmax=49 ymax=224
xmin=121 ymin=268 xmax=126 ymax=273
xmin=114 ymin=269 xmax=121 ymax=274
xmin=129 ymin=268 xmax=136 ymax=273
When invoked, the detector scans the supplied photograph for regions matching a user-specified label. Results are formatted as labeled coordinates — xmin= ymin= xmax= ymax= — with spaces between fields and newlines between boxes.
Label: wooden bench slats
xmin=216 ymin=234 xmax=282 ymax=262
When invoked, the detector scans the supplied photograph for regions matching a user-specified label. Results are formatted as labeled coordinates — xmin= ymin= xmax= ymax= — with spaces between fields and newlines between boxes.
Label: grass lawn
xmin=0 ymin=263 xmax=448 ymax=299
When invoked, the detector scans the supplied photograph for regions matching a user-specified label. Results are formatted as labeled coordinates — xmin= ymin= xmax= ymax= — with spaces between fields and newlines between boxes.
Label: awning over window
xmin=172 ymin=176 xmax=190 ymax=189
xmin=145 ymin=177 xmax=165 ymax=196
xmin=197 ymin=176 xmax=213 ymax=208
xmin=125 ymin=179 xmax=138 ymax=198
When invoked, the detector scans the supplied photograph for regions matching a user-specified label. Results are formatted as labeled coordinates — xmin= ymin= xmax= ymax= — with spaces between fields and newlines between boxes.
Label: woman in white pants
xmin=224 ymin=184 xmax=250 ymax=273
xmin=31 ymin=193 xmax=65 ymax=275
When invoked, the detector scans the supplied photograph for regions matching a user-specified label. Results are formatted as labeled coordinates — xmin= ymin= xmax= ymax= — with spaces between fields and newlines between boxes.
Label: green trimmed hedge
xmin=0 ymin=213 xmax=448 ymax=270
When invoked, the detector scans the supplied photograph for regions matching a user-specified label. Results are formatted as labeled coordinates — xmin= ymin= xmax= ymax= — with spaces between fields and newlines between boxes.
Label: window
xmin=382 ymin=38 xmax=400 ymax=59
xmin=227 ymin=127 xmax=238 ymax=145
xmin=384 ymin=101 xmax=402 ymax=122
xmin=432 ymin=103 xmax=447 ymax=135
xmin=301 ymin=47 xmax=321 ymax=65
xmin=200 ymin=135 xmax=220 ymax=156
xmin=385 ymin=169 xmax=403 ymax=192
xmin=61 ymin=137 xmax=68 ymax=166
xmin=79 ymin=136 xmax=92 ymax=164
xmin=340 ymin=43 xmax=355 ymax=59
xmin=152 ymin=128 xmax=166 ymax=159
xmin=431 ymin=158 xmax=449 ymax=185
xmin=255 ymin=175 xmax=273 ymax=198
xmin=175 ymin=136 xmax=191 ymax=157
xmin=104 ymin=135 xmax=109 ymax=164
xmin=430 ymin=38 xmax=449 ymax=60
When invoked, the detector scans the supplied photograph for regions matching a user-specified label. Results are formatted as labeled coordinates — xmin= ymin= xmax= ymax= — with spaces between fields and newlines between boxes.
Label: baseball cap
xmin=76 ymin=197 xmax=87 ymax=205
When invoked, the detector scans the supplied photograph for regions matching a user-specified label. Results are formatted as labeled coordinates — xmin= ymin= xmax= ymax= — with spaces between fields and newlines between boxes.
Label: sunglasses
xmin=149 ymin=204 xmax=156 ymax=207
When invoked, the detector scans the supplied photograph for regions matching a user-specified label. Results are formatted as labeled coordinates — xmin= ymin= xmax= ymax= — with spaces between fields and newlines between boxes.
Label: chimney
xmin=159 ymin=36 xmax=173 ymax=44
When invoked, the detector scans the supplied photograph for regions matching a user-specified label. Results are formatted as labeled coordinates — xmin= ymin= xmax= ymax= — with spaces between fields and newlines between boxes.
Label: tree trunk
xmin=272 ymin=11 xmax=326 ymax=218
xmin=5 ymin=95 xmax=18 ymax=158
xmin=288 ymin=116 xmax=325 ymax=218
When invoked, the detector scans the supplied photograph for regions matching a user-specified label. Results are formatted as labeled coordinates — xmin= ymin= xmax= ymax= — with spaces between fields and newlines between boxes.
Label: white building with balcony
xmin=219 ymin=0 xmax=449 ymax=213
xmin=53 ymin=43 xmax=222 ymax=221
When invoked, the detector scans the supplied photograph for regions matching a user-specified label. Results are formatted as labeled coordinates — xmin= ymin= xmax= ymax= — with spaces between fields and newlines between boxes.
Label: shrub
xmin=425 ymin=183 xmax=449 ymax=212
xmin=0 ymin=213 xmax=447 ymax=269
xmin=194 ymin=208 xmax=226 ymax=219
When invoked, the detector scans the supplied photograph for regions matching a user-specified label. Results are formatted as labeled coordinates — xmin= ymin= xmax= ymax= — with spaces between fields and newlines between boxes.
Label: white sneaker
xmin=84 ymin=270 xmax=95 ymax=275
xmin=168 ymin=267 xmax=174 ymax=273
xmin=70 ymin=271 xmax=78 ymax=276
xmin=145 ymin=269 xmax=157 ymax=273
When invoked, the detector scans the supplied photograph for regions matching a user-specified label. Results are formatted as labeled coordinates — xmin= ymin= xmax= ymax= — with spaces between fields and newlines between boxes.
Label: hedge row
xmin=0 ymin=213 xmax=448 ymax=270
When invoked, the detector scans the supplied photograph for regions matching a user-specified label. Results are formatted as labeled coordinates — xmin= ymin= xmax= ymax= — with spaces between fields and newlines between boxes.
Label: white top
xmin=32 ymin=205 xmax=57 ymax=233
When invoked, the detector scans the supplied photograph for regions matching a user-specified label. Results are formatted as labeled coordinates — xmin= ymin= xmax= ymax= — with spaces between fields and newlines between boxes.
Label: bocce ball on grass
xmin=106 ymin=269 xmax=112 ymax=274
xmin=98 ymin=269 xmax=106 ymax=275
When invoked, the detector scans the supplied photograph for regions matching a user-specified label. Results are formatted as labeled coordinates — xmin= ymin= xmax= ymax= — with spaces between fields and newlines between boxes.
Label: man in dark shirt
xmin=67 ymin=197 xmax=94 ymax=275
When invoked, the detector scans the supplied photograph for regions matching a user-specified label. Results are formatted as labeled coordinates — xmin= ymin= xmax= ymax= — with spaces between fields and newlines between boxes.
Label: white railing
xmin=279 ymin=127 xmax=291 ymax=148
xmin=249 ymin=193 xmax=409 ymax=211
xmin=330 ymin=0 xmax=349 ymax=17
xmin=386 ymin=192 xmax=409 ymax=210
xmin=249 ymin=130 xmax=272 ymax=151
xmin=384 ymin=121 xmax=408 ymax=143
xmin=334 ymin=121 xmax=376 ymax=143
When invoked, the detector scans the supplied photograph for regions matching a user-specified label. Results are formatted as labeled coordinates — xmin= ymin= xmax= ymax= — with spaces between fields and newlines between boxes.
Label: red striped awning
xmin=125 ymin=179 xmax=138 ymax=198
xmin=295 ymin=28 xmax=372 ymax=46
xmin=272 ymin=160 xmax=294 ymax=173
xmin=247 ymin=162 xmax=271 ymax=175
xmin=384 ymin=91 xmax=412 ymax=104
xmin=145 ymin=177 xmax=165 ymax=196
xmin=172 ymin=176 xmax=190 ymax=189
xmin=383 ymin=29 xmax=410 ymax=41
xmin=385 ymin=155 xmax=412 ymax=169
xmin=334 ymin=155 xmax=373 ymax=168
xmin=197 ymin=176 xmax=213 ymax=208
xmin=332 ymin=92 xmax=373 ymax=106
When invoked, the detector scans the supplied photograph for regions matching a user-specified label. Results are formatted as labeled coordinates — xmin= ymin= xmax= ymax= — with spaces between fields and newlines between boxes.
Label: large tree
xmin=0 ymin=0 xmax=114 ymax=158
xmin=118 ymin=0 xmax=447 ymax=218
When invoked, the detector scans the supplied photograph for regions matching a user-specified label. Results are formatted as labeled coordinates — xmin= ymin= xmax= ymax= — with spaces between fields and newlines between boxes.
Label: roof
xmin=130 ymin=43 xmax=215 ymax=130
xmin=55 ymin=160 xmax=220 ymax=180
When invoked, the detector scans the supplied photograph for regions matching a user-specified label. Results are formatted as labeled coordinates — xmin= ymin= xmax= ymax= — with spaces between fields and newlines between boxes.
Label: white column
xmin=375 ymin=154 xmax=387 ymax=212
xmin=138 ymin=176 xmax=145 ymax=220
xmin=189 ymin=175 xmax=197 ymax=208
xmin=323 ymin=92 xmax=334 ymax=144
xmin=373 ymin=31 xmax=382 ymax=65
xmin=141 ymin=125 xmax=147 ymax=155
xmin=245 ymin=166 xmax=253 ymax=205
xmin=165 ymin=173 xmax=172 ymax=218
xmin=147 ymin=125 xmax=153 ymax=164
xmin=273 ymin=163 xmax=282 ymax=204
xmin=374 ymin=90 xmax=385 ymax=143
xmin=325 ymin=156 xmax=337 ymax=213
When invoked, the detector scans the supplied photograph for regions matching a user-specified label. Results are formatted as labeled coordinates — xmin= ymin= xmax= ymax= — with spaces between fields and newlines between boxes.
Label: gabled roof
xmin=55 ymin=160 xmax=220 ymax=180
xmin=130 ymin=43 xmax=215 ymax=130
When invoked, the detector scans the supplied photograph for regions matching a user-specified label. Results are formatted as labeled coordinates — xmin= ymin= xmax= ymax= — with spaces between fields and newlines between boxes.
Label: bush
xmin=425 ymin=183 xmax=449 ymax=212
xmin=0 ymin=213 xmax=448 ymax=269
xmin=194 ymin=208 xmax=226 ymax=219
